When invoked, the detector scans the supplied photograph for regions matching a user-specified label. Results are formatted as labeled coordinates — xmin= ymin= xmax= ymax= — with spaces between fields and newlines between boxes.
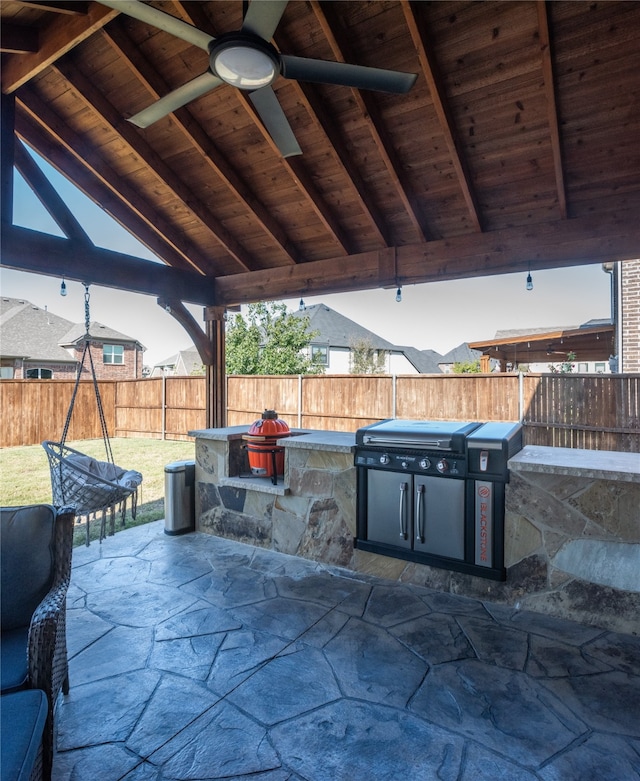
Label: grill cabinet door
xmin=414 ymin=475 xmax=465 ymax=560
xmin=366 ymin=470 xmax=412 ymax=550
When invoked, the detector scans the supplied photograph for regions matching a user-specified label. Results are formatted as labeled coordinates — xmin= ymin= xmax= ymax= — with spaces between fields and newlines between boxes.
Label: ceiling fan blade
xmin=281 ymin=55 xmax=417 ymax=94
xmin=249 ymin=86 xmax=302 ymax=158
xmin=98 ymin=0 xmax=214 ymax=51
xmin=241 ymin=0 xmax=288 ymax=41
xmin=128 ymin=71 xmax=223 ymax=128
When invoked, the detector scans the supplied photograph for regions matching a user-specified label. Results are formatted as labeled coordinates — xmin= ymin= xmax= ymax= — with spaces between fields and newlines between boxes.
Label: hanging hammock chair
xmin=43 ymin=286 xmax=142 ymax=545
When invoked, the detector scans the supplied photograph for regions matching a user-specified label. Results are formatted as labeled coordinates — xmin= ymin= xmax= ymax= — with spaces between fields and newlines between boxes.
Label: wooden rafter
xmin=537 ymin=0 xmax=567 ymax=219
xmin=14 ymin=139 xmax=92 ymax=244
xmin=15 ymin=94 xmax=212 ymax=273
xmin=1 ymin=1 xmax=117 ymax=92
xmin=53 ymin=59 xmax=258 ymax=274
xmin=102 ymin=21 xmax=299 ymax=267
xmin=273 ymin=32 xmax=391 ymax=248
xmin=403 ymin=1 xmax=483 ymax=232
xmin=311 ymin=0 xmax=428 ymax=244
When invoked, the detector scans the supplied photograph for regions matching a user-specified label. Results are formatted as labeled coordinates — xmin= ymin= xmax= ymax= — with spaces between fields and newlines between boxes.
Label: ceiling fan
xmin=99 ymin=0 xmax=417 ymax=158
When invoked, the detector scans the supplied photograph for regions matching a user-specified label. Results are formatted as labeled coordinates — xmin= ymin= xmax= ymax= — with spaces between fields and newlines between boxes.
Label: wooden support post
xmin=1 ymin=93 xmax=15 ymax=226
xmin=204 ymin=306 xmax=226 ymax=428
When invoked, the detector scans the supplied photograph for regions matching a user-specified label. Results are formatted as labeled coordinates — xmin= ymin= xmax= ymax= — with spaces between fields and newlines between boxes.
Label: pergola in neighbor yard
xmin=2 ymin=1 xmax=639 ymax=426
xmin=469 ymin=322 xmax=616 ymax=371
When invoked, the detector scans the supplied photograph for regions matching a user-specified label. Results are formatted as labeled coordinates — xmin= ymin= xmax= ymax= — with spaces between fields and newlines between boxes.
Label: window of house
xmin=311 ymin=345 xmax=329 ymax=366
xmin=103 ymin=344 xmax=124 ymax=364
xmin=595 ymin=362 xmax=606 ymax=373
xmin=26 ymin=368 xmax=53 ymax=379
xmin=0 ymin=366 xmax=15 ymax=379
xmin=577 ymin=362 xmax=589 ymax=373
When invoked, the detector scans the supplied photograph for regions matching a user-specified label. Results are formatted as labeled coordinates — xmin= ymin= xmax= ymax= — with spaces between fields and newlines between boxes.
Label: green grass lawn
xmin=0 ymin=438 xmax=196 ymax=545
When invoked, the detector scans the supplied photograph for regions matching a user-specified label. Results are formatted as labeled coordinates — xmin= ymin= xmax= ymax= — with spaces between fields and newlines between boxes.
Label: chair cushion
xmin=0 ymin=689 xmax=48 ymax=781
xmin=0 ymin=505 xmax=56 ymax=630
xmin=0 ymin=627 xmax=29 ymax=692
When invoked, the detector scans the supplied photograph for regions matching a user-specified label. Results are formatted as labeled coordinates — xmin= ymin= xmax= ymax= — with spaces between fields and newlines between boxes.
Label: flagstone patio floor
xmin=53 ymin=520 xmax=640 ymax=781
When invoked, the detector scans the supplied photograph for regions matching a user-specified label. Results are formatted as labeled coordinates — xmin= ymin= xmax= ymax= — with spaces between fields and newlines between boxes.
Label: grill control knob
xmin=436 ymin=459 xmax=449 ymax=473
xmin=419 ymin=458 xmax=431 ymax=470
xmin=401 ymin=460 xmax=409 ymax=469
xmin=379 ymin=454 xmax=390 ymax=465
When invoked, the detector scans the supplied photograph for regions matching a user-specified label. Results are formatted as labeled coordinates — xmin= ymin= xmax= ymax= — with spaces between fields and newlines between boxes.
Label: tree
xmin=548 ymin=351 xmax=577 ymax=374
xmin=452 ymin=359 xmax=481 ymax=374
xmin=225 ymin=302 xmax=322 ymax=375
xmin=349 ymin=337 xmax=388 ymax=374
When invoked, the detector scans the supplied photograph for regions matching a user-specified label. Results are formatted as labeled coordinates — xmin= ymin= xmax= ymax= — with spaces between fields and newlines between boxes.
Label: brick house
xmin=620 ymin=258 xmax=640 ymax=372
xmin=0 ymin=297 xmax=144 ymax=379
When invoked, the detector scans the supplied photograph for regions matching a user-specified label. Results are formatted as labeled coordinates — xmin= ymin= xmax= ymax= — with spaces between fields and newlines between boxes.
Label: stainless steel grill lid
xmin=356 ymin=419 xmax=482 ymax=451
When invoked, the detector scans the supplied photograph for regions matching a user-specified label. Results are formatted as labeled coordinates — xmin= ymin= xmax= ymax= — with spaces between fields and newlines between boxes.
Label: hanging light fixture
xmin=299 ymin=298 xmax=305 ymax=311
xmin=60 ymin=277 xmax=67 ymax=297
xmin=395 ymin=287 xmax=402 ymax=303
xmin=526 ymin=264 xmax=533 ymax=291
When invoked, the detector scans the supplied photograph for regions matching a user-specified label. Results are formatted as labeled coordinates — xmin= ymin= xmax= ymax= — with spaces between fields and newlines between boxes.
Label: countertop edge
xmin=509 ymin=445 xmax=640 ymax=483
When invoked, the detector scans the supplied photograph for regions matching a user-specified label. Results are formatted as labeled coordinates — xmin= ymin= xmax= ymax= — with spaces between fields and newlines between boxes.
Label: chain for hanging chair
xmin=59 ymin=285 xmax=114 ymax=465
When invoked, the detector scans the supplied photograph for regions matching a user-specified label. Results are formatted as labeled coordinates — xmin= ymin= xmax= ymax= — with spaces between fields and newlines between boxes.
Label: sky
xmin=1 ymin=150 xmax=612 ymax=368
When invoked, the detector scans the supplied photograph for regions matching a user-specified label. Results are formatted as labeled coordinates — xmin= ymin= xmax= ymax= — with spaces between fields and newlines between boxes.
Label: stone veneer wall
xmin=194 ymin=433 xmax=639 ymax=637
xmin=195 ymin=436 xmax=357 ymax=568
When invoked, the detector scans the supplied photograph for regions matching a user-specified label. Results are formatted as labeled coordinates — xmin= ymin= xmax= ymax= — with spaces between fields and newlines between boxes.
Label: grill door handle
xmin=415 ymin=483 xmax=425 ymax=543
xmin=399 ymin=482 xmax=408 ymax=539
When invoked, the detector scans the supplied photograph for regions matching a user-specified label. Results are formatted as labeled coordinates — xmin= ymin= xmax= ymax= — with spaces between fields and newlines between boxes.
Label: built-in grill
xmin=355 ymin=419 xmax=523 ymax=581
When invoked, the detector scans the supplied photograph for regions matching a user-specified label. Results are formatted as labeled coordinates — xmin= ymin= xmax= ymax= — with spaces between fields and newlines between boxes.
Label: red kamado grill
xmin=242 ymin=410 xmax=290 ymax=484
xmin=354 ymin=419 xmax=523 ymax=581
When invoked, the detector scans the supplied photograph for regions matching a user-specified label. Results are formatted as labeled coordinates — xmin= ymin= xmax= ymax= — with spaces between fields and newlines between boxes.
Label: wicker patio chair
xmin=1 ymin=504 xmax=75 ymax=781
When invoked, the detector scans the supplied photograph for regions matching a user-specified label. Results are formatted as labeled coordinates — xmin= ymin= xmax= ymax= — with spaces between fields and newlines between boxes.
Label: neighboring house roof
xmin=59 ymin=321 xmax=144 ymax=348
xmin=0 ymin=297 xmax=143 ymax=362
xmin=400 ymin=346 xmax=443 ymax=374
xmin=439 ymin=343 xmax=482 ymax=365
xmin=0 ymin=297 xmax=76 ymax=361
xmin=294 ymin=304 xmax=398 ymax=352
xmin=153 ymin=347 xmax=202 ymax=375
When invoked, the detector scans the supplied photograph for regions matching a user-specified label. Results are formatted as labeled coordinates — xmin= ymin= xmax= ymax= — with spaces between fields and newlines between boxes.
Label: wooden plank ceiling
xmin=2 ymin=0 xmax=640 ymax=308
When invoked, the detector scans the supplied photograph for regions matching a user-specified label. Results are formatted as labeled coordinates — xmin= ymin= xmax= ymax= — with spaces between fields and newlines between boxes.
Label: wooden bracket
xmin=157 ymin=298 xmax=213 ymax=366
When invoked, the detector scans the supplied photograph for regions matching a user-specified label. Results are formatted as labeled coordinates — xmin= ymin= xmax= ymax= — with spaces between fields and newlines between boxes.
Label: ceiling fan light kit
xmin=210 ymin=33 xmax=280 ymax=90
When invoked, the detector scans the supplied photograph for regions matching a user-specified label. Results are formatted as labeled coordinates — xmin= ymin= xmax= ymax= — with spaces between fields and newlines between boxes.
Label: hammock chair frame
xmin=43 ymin=286 xmax=141 ymax=545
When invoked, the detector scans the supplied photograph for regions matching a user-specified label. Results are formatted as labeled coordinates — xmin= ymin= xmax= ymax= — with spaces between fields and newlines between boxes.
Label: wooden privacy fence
xmin=0 ymin=374 xmax=638 ymax=452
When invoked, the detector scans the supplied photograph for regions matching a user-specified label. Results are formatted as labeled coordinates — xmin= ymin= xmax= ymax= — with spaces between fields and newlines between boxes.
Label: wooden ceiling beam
xmin=15 ymin=95 xmax=213 ymax=274
xmin=537 ymin=0 xmax=567 ymax=219
xmin=14 ymin=139 xmax=92 ymax=244
xmin=1 ymin=1 xmax=117 ymax=92
xmin=102 ymin=21 xmax=299 ymax=267
xmin=404 ymin=1 xmax=483 ymax=232
xmin=215 ymin=206 xmax=640 ymax=305
xmin=312 ymin=0 xmax=429 ymax=244
xmin=53 ymin=59 xmax=259 ymax=273
xmin=1 ymin=224 xmax=216 ymax=305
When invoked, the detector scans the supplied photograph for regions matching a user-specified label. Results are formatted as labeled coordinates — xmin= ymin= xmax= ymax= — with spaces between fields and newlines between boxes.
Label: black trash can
xmin=164 ymin=460 xmax=195 ymax=535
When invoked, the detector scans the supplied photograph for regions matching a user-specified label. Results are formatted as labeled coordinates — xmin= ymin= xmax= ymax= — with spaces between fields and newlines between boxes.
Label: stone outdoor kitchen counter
xmin=189 ymin=427 xmax=640 ymax=635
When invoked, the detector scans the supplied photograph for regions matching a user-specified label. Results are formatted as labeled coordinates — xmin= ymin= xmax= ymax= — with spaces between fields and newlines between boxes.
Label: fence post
xmin=518 ymin=371 xmax=524 ymax=422
xmin=392 ymin=375 xmax=397 ymax=418
xmin=162 ymin=373 xmax=166 ymax=440
xmin=298 ymin=375 xmax=302 ymax=428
